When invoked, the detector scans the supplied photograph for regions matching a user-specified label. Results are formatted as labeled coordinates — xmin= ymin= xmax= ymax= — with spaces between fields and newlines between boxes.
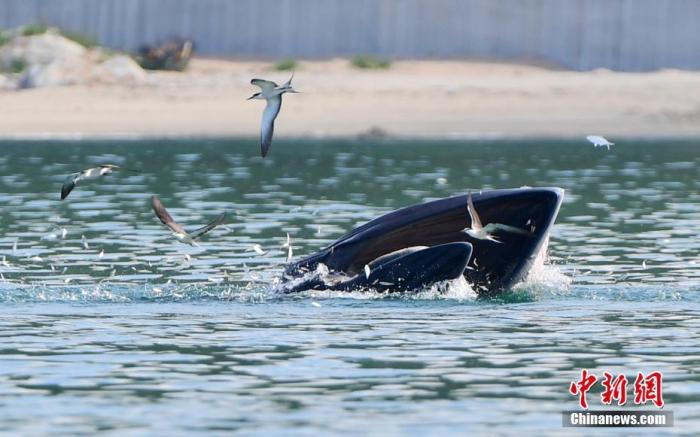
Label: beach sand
xmin=2 ymin=58 xmax=700 ymax=139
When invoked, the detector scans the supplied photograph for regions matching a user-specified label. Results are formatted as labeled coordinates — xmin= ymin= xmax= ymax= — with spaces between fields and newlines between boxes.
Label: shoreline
xmin=1 ymin=132 xmax=699 ymax=142
xmin=2 ymin=58 xmax=700 ymax=140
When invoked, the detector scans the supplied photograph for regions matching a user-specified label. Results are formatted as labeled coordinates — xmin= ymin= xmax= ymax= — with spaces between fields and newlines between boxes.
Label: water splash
xmin=274 ymin=262 xmax=478 ymax=302
xmin=0 ymin=281 xmax=273 ymax=303
xmin=288 ymin=278 xmax=477 ymax=302
xmin=506 ymin=237 xmax=573 ymax=301
xmin=413 ymin=276 xmax=477 ymax=301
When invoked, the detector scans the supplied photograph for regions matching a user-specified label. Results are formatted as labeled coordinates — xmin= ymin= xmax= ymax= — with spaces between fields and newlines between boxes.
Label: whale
xmin=283 ymin=187 xmax=563 ymax=296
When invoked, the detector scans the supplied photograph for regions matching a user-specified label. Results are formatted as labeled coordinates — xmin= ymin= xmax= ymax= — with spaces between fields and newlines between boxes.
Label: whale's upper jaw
xmin=463 ymin=187 xmax=564 ymax=295
xmin=285 ymin=187 xmax=564 ymax=296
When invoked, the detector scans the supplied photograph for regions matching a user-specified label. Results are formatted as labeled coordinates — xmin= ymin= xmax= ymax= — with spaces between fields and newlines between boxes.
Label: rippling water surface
xmin=0 ymin=139 xmax=698 ymax=434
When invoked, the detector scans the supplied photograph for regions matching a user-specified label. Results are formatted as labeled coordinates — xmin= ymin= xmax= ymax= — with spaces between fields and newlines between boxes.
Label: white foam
xmin=293 ymin=273 xmax=477 ymax=302
xmin=414 ymin=276 xmax=478 ymax=301
xmin=513 ymin=236 xmax=572 ymax=297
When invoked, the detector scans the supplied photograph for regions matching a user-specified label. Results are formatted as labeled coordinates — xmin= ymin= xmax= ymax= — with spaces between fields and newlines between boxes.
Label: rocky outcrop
xmin=0 ymin=74 xmax=17 ymax=91
xmin=99 ymin=55 xmax=147 ymax=83
xmin=0 ymin=29 xmax=148 ymax=90
xmin=0 ymin=32 xmax=87 ymax=71
xmin=19 ymin=57 xmax=96 ymax=88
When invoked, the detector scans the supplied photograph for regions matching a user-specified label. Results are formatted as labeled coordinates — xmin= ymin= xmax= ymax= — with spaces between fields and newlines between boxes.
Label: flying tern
xmin=282 ymin=232 xmax=293 ymax=262
xmin=151 ymin=195 xmax=226 ymax=246
xmin=247 ymin=74 xmax=299 ymax=157
xmin=61 ymin=164 xmax=137 ymax=200
xmin=465 ymin=192 xmax=531 ymax=243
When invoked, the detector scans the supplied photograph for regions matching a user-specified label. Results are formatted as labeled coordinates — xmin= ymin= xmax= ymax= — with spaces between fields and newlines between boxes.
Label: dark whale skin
xmin=282 ymin=242 xmax=472 ymax=293
xmin=285 ymin=187 xmax=563 ymax=296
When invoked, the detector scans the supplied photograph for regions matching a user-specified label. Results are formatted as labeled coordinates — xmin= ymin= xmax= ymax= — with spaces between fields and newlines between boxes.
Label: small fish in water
xmin=586 ymin=135 xmax=614 ymax=150
xmin=43 ymin=225 xmax=67 ymax=240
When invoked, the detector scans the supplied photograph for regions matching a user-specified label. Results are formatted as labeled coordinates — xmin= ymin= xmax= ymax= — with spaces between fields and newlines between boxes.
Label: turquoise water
xmin=0 ymin=139 xmax=698 ymax=434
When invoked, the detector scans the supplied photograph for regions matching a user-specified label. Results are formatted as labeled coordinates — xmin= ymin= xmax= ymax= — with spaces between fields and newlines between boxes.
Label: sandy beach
xmin=2 ymin=58 xmax=700 ymax=140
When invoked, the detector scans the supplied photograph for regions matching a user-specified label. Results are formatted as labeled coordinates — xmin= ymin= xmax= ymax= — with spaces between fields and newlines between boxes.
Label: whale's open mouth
xmin=462 ymin=188 xmax=563 ymax=295
xmin=285 ymin=187 xmax=564 ymax=296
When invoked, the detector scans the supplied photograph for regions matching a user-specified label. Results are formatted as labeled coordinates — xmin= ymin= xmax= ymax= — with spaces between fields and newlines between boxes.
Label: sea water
xmin=0 ymin=139 xmax=698 ymax=434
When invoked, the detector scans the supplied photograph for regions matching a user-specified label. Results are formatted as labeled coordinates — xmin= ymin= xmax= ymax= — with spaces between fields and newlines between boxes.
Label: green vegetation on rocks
xmin=351 ymin=55 xmax=392 ymax=69
xmin=273 ymin=58 xmax=298 ymax=71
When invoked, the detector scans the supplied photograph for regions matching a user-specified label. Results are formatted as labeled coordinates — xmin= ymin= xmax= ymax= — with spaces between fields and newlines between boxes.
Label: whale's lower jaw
xmin=284 ymin=187 xmax=564 ymax=296
xmin=282 ymin=242 xmax=473 ymax=294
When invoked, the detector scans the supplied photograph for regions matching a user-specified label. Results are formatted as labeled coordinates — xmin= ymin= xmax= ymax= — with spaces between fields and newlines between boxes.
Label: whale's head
xmin=285 ymin=187 xmax=564 ymax=296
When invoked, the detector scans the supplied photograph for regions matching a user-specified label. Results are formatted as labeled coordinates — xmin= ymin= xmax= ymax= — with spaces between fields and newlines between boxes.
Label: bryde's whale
xmin=283 ymin=187 xmax=563 ymax=296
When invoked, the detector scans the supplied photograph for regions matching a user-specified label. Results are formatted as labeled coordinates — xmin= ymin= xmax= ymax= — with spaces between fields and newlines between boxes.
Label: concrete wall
xmin=1 ymin=0 xmax=699 ymax=71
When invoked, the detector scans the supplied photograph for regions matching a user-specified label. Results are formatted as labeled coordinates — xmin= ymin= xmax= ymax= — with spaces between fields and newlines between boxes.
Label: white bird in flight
xmin=282 ymin=233 xmax=293 ymax=262
xmin=586 ymin=135 xmax=614 ymax=150
xmin=247 ymin=74 xmax=299 ymax=157
xmin=151 ymin=195 xmax=227 ymax=246
xmin=465 ymin=192 xmax=532 ymax=243
xmin=61 ymin=164 xmax=135 ymax=200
